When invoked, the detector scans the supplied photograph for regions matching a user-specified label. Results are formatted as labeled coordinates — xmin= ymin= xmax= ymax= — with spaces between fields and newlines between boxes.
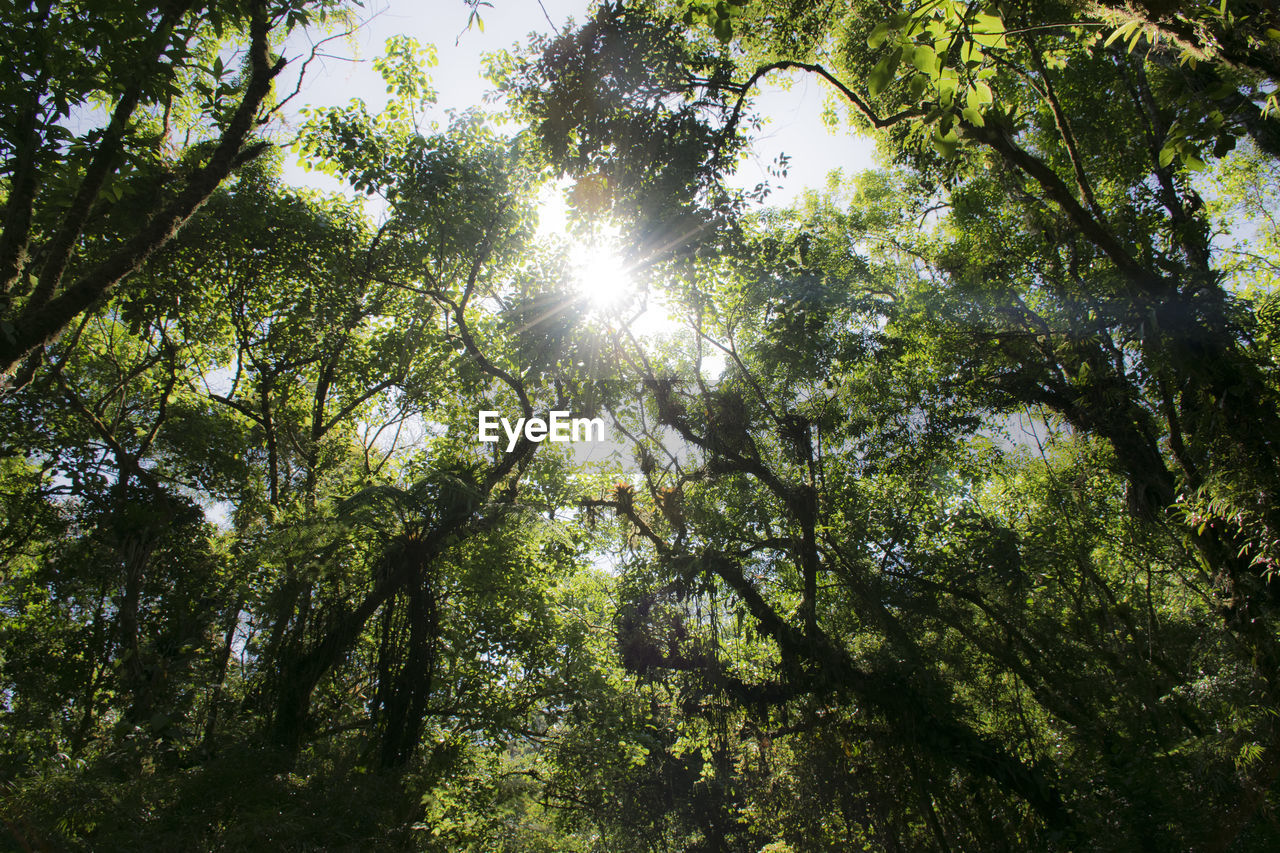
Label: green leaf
xmin=962 ymin=106 xmax=985 ymax=126
xmin=973 ymin=11 xmax=1004 ymax=33
xmin=868 ymin=50 xmax=902 ymax=98
xmin=936 ymin=69 xmax=959 ymax=105
xmin=1104 ymin=20 xmax=1141 ymax=48
xmin=868 ymin=20 xmax=892 ymax=48
xmin=912 ymin=45 xmax=938 ymax=74
xmin=932 ymin=133 xmax=960 ymax=158
xmin=971 ymin=11 xmax=1006 ymax=48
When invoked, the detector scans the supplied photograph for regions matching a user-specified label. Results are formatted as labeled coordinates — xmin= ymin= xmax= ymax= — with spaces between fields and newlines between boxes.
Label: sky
xmin=275 ymin=0 xmax=876 ymax=221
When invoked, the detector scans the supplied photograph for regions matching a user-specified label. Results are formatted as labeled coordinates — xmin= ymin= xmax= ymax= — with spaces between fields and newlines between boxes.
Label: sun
xmin=563 ymin=233 xmax=683 ymax=339
xmin=571 ymin=240 xmax=637 ymax=312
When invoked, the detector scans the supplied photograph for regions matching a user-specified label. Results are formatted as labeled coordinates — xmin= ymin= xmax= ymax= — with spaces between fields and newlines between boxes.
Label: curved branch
xmin=723 ymin=60 xmax=921 ymax=140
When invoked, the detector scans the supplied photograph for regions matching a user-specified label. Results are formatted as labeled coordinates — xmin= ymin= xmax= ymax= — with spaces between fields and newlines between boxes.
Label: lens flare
xmin=571 ymin=243 xmax=634 ymax=311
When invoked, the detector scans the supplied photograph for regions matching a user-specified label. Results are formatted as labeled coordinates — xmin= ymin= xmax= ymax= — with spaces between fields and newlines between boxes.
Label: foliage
xmin=3 ymin=2 xmax=1280 ymax=851
xmin=0 ymin=0 xmax=357 ymax=382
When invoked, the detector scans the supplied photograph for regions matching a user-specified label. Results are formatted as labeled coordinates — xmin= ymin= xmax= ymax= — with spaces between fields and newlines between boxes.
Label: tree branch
xmin=2 ymin=0 xmax=287 ymax=380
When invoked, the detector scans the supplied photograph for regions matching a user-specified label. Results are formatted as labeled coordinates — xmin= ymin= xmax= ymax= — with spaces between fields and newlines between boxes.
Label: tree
xmin=7 ymin=2 xmax=1280 ymax=849
xmin=0 ymin=0 xmax=349 ymax=385
xmin=0 ymin=34 xmax=625 ymax=849
xmin=511 ymin=2 xmax=1280 ymax=845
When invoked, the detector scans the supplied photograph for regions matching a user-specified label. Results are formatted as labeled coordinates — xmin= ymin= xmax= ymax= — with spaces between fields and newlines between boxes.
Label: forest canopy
xmin=2 ymin=0 xmax=1280 ymax=850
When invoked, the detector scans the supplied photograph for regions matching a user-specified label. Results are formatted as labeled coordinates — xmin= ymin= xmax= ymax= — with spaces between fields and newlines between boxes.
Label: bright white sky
xmin=277 ymin=0 xmax=875 ymax=224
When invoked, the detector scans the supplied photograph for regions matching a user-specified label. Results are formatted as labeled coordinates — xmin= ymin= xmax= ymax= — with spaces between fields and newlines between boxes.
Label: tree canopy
xmin=3 ymin=1 xmax=1280 ymax=850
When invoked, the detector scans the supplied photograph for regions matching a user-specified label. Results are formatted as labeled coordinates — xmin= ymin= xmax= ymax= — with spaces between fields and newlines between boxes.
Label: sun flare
xmin=564 ymin=234 xmax=684 ymax=339
xmin=571 ymin=242 xmax=636 ymax=312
